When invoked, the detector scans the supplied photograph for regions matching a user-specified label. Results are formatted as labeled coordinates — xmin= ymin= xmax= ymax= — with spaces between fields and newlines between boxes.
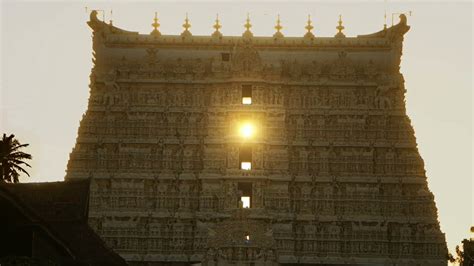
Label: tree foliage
xmin=448 ymin=245 xmax=464 ymax=265
xmin=0 ymin=133 xmax=32 ymax=183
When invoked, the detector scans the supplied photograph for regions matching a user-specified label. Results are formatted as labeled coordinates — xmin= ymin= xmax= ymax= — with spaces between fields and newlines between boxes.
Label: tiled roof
xmin=1 ymin=179 xmax=127 ymax=266
xmin=5 ymin=180 xmax=90 ymax=222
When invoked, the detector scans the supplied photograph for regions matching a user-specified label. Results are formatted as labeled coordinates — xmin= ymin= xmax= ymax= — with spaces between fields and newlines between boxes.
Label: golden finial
xmin=275 ymin=14 xmax=283 ymax=31
xmin=243 ymin=13 xmax=253 ymax=38
xmin=383 ymin=11 xmax=387 ymax=30
xmin=212 ymin=14 xmax=223 ymax=38
xmin=181 ymin=13 xmax=192 ymax=37
xmin=245 ymin=13 xmax=252 ymax=31
xmin=151 ymin=12 xmax=161 ymax=36
xmin=273 ymin=14 xmax=284 ymax=38
xmin=183 ymin=13 xmax=191 ymax=31
xmin=335 ymin=14 xmax=345 ymax=38
xmin=304 ymin=14 xmax=315 ymax=38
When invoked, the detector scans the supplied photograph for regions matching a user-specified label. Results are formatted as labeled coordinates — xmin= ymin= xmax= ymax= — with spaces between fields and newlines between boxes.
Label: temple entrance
xmin=203 ymin=209 xmax=277 ymax=266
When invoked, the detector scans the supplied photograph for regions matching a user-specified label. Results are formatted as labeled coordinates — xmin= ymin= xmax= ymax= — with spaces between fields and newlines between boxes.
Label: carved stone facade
xmin=65 ymin=12 xmax=447 ymax=265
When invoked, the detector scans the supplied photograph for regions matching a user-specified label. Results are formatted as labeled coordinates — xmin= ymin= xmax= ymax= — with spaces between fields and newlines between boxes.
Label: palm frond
xmin=9 ymin=151 xmax=33 ymax=160
xmin=0 ymin=133 xmax=32 ymax=183
xmin=11 ymin=164 xmax=31 ymax=177
xmin=11 ymin=159 xmax=32 ymax=168
xmin=10 ymin=143 xmax=30 ymax=152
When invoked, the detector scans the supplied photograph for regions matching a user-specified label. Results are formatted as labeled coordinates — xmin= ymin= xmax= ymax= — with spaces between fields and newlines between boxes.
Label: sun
xmin=240 ymin=123 xmax=254 ymax=139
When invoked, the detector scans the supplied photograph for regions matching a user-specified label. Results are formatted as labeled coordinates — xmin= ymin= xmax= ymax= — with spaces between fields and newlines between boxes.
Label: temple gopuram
xmin=65 ymin=11 xmax=447 ymax=265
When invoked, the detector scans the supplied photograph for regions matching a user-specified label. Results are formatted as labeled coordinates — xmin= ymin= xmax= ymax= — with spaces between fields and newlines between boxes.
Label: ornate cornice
xmin=88 ymin=10 xmax=410 ymax=49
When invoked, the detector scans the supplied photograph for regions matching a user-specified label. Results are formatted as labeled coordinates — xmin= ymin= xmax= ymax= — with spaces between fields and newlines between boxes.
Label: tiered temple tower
xmin=66 ymin=11 xmax=447 ymax=265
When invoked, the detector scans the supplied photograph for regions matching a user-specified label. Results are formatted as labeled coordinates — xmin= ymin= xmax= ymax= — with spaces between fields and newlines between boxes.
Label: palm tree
xmin=0 ymin=134 xmax=32 ymax=183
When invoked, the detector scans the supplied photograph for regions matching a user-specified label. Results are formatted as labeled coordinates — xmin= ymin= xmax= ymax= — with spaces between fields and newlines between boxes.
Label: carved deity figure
xmin=330 ymin=51 xmax=355 ymax=80
xmin=192 ymin=58 xmax=206 ymax=79
xmin=224 ymin=181 xmax=238 ymax=208
xmin=101 ymin=69 xmax=121 ymax=106
xmin=366 ymin=59 xmax=379 ymax=79
xmin=374 ymin=84 xmax=392 ymax=109
xmin=289 ymin=60 xmax=302 ymax=79
xmin=309 ymin=60 xmax=322 ymax=80
xmin=104 ymin=69 xmax=120 ymax=90
xmin=97 ymin=145 xmax=107 ymax=168
xmin=174 ymin=58 xmax=187 ymax=75
xmin=227 ymin=146 xmax=239 ymax=169
xmin=254 ymin=146 xmax=263 ymax=169
xmin=231 ymin=40 xmax=262 ymax=76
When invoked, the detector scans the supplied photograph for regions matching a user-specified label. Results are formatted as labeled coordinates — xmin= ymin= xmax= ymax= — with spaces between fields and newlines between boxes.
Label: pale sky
xmin=1 ymin=0 xmax=472 ymax=258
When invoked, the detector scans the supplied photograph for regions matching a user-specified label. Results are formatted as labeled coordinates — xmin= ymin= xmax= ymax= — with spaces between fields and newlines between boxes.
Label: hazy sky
xmin=1 ymin=0 xmax=472 ymax=257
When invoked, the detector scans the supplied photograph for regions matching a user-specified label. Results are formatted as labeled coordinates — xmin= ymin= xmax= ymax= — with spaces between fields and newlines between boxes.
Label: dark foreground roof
xmin=0 ymin=179 xmax=127 ymax=266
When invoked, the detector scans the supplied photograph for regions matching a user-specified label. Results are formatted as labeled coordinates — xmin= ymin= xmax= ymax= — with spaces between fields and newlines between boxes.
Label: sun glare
xmin=242 ymin=97 xmax=252 ymax=105
xmin=241 ymin=162 xmax=252 ymax=170
xmin=240 ymin=123 xmax=254 ymax=138
xmin=241 ymin=196 xmax=250 ymax=208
